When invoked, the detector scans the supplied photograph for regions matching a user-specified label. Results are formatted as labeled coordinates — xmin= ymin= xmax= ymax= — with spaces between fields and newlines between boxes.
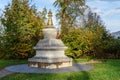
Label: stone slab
xmin=28 ymin=57 xmax=72 ymax=63
xmin=28 ymin=61 xmax=72 ymax=69
xmin=5 ymin=64 xmax=94 ymax=73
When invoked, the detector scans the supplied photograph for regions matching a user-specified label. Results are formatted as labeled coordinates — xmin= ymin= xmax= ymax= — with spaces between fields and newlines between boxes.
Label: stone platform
xmin=28 ymin=57 xmax=72 ymax=69
xmin=5 ymin=64 xmax=93 ymax=73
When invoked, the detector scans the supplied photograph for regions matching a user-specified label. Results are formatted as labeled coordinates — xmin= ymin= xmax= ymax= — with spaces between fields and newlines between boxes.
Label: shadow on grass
xmin=1 ymin=68 xmax=92 ymax=80
xmin=105 ymin=59 xmax=120 ymax=71
xmin=66 ymin=71 xmax=90 ymax=80
xmin=65 ymin=64 xmax=91 ymax=80
xmin=0 ymin=72 xmax=91 ymax=80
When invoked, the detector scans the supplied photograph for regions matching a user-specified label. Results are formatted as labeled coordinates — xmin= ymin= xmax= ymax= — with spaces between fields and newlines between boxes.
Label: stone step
xmin=28 ymin=57 xmax=72 ymax=63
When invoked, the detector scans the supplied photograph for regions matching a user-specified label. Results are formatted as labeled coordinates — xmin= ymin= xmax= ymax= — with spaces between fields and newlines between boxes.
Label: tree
xmin=62 ymin=27 xmax=106 ymax=58
xmin=54 ymin=0 xmax=113 ymax=59
xmin=1 ymin=0 xmax=44 ymax=59
xmin=0 ymin=21 xmax=4 ymax=58
xmin=54 ymin=0 xmax=87 ymax=36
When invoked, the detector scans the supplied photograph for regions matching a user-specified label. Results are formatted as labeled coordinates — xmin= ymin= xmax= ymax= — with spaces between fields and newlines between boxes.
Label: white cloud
xmin=93 ymin=8 xmax=120 ymax=17
xmin=87 ymin=0 xmax=120 ymax=32
xmin=0 ymin=3 xmax=5 ymax=10
xmin=87 ymin=0 xmax=120 ymax=15
xmin=105 ymin=8 xmax=120 ymax=16
xmin=105 ymin=20 xmax=120 ymax=27
xmin=33 ymin=0 xmax=55 ymax=4
xmin=104 ymin=20 xmax=120 ymax=32
xmin=99 ymin=0 xmax=120 ymax=2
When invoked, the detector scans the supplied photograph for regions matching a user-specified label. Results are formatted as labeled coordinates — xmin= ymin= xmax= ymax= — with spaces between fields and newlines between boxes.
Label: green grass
xmin=72 ymin=58 xmax=89 ymax=63
xmin=0 ymin=60 xmax=27 ymax=69
xmin=0 ymin=59 xmax=120 ymax=80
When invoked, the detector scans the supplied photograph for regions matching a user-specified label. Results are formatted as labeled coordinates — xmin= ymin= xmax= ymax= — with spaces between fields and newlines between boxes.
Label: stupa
xmin=28 ymin=10 xmax=72 ymax=69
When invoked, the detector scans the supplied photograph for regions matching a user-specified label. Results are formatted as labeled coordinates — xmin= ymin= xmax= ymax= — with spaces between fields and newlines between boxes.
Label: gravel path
xmin=0 ymin=69 xmax=14 ymax=78
xmin=5 ymin=64 xmax=93 ymax=73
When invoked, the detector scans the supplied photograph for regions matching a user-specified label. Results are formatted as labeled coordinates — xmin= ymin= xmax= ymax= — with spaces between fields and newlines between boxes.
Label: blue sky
xmin=0 ymin=0 xmax=120 ymax=32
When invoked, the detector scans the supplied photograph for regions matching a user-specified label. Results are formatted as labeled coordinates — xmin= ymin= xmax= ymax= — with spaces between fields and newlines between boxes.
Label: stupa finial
xmin=47 ymin=10 xmax=53 ymax=27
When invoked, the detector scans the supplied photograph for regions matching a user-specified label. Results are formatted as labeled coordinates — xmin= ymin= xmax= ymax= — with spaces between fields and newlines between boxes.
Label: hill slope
xmin=111 ymin=31 xmax=120 ymax=38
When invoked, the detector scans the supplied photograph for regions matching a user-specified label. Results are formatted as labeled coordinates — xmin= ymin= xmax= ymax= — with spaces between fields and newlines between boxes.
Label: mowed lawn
xmin=0 ymin=59 xmax=120 ymax=80
xmin=0 ymin=60 xmax=27 ymax=69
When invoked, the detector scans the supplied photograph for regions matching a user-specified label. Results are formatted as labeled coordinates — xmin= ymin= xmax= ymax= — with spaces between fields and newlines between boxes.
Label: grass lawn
xmin=0 ymin=60 xmax=27 ymax=69
xmin=0 ymin=59 xmax=120 ymax=80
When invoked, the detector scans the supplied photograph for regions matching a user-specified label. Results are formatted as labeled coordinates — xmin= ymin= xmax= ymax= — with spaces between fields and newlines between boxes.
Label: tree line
xmin=54 ymin=0 xmax=120 ymax=59
xmin=0 ymin=0 xmax=120 ymax=59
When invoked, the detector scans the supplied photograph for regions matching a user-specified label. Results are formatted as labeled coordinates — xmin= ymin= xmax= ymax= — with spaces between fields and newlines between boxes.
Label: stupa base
xmin=28 ymin=61 xmax=72 ymax=69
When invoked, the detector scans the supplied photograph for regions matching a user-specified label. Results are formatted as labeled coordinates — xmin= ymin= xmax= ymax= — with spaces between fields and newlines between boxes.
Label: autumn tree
xmin=0 ymin=0 xmax=45 ymax=59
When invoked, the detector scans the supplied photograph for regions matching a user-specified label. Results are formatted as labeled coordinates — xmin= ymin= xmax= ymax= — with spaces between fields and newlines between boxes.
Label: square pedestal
xmin=28 ymin=61 xmax=72 ymax=69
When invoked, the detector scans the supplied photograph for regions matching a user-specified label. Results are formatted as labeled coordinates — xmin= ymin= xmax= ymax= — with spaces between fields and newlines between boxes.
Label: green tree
xmin=0 ymin=21 xmax=4 ymax=58
xmin=84 ymin=11 xmax=113 ymax=57
xmin=62 ymin=27 xmax=106 ymax=58
xmin=54 ymin=0 xmax=112 ymax=58
xmin=1 ymin=0 xmax=44 ymax=59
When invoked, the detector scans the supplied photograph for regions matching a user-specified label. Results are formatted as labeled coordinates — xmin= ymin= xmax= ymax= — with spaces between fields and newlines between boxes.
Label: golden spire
xmin=47 ymin=10 xmax=53 ymax=27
